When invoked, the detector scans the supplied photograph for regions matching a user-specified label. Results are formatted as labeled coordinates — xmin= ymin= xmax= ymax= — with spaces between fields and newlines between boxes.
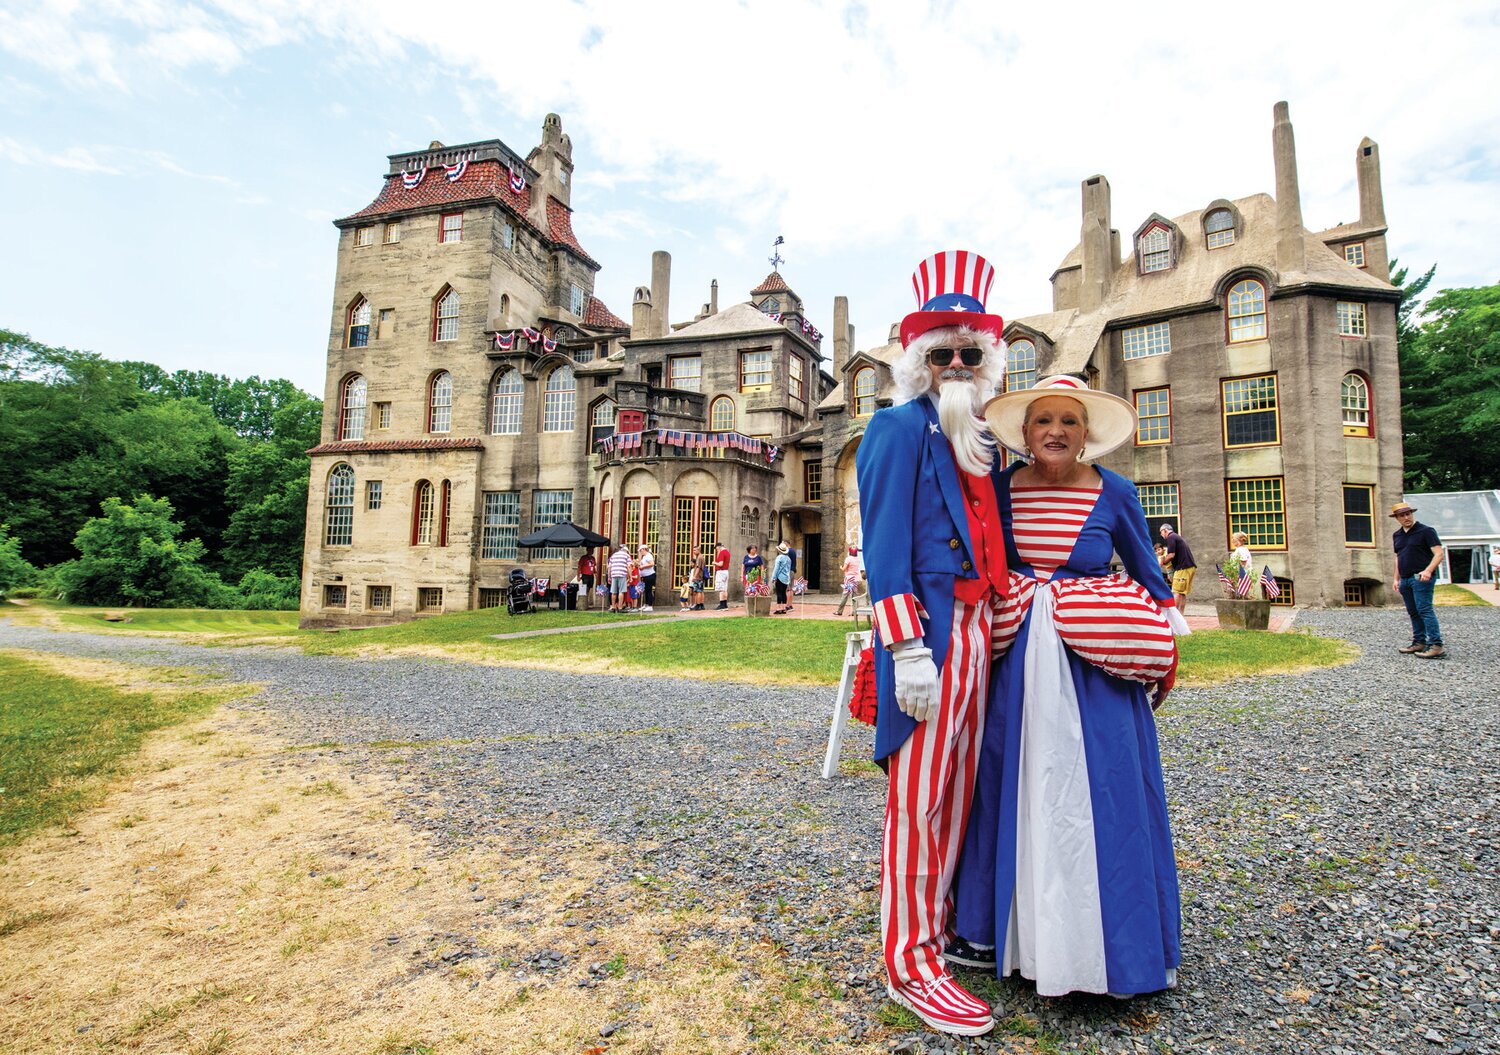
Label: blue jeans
xmin=1398 ymin=576 xmax=1442 ymax=646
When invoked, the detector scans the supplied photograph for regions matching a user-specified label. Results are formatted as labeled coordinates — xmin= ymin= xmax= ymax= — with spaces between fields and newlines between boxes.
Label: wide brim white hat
xmin=983 ymin=374 xmax=1138 ymax=461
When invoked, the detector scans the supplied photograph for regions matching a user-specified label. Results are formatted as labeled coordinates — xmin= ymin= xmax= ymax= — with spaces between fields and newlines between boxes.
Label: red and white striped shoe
xmin=886 ymin=973 xmax=995 ymax=1036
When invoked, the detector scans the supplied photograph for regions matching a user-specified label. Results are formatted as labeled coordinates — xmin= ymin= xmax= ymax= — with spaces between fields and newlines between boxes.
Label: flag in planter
xmin=1261 ymin=566 xmax=1281 ymax=599
xmin=1235 ymin=562 xmax=1253 ymax=598
xmin=1216 ymin=564 xmax=1233 ymax=591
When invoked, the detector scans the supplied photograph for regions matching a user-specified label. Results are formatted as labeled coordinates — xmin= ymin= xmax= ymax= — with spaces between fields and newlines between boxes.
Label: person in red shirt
xmin=577 ymin=552 xmax=597 ymax=609
xmin=714 ymin=541 xmax=732 ymax=610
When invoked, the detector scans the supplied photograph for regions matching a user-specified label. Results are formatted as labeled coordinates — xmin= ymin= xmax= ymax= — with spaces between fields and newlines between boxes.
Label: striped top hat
xmin=899 ymin=249 xmax=1005 ymax=347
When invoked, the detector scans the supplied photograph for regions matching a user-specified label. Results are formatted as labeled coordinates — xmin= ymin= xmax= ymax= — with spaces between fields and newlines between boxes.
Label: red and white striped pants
xmin=881 ymin=598 xmax=994 ymax=986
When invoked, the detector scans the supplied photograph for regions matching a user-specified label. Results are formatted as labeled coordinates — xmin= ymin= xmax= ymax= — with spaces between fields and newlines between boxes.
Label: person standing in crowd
xmin=743 ymin=544 xmax=764 ymax=590
xmin=637 ymin=544 xmax=656 ymax=612
xmin=1489 ymin=546 xmax=1500 ymax=591
xmin=1154 ymin=543 xmax=1173 ymax=588
xmin=608 ymin=543 xmax=631 ymax=613
xmin=856 ymin=250 xmax=1011 ymax=1036
xmin=1159 ymin=522 xmax=1197 ymax=614
xmin=1230 ymin=531 xmax=1253 ymax=595
xmin=689 ymin=546 xmax=706 ymax=611
xmin=771 ymin=541 xmax=794 ymax=615
xmin=626 ymin=557 xmax=641 ymax=611
xmin=577 ymin=551 xmax=597 ymax=610
xmin=1391 ymin=501 xmax=1446 ymax=659
xmin=953 ymin=374 xmax=1189 ymax=1003
xmin=835 ymin=545 xmax=865 ymax=616
xmin=714 ymin=539 xmax=732 ymax=610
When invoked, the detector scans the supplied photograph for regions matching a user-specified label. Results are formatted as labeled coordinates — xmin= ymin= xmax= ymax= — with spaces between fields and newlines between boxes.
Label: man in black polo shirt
xmin=1159 ymin=523 xmax=1197 ymax=615
xmin=1390 ymin=501 xmax=1446 ymax=659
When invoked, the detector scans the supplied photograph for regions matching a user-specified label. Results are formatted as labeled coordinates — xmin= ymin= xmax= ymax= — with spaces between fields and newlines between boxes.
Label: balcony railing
xmin=595 ymin=430 xmax=784 ymax=471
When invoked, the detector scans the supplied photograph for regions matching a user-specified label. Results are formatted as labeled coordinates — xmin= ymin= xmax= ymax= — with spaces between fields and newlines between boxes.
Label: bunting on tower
xmin=402 ymin=168 xmax=426 ymax=189
xmin=444 ymin=159 xmax=468 ymax=182
xmin=508 ymin=166 xmax=527 ymax=193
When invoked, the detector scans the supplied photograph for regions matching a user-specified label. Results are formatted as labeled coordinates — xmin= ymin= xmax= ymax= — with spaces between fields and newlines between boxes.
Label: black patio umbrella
xmin=516 ymin=520 xmax=610 ymax=550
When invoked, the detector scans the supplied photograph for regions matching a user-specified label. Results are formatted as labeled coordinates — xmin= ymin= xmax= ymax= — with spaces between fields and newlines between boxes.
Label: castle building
xmin=302 ymin=103 xmax=1402 ymax=625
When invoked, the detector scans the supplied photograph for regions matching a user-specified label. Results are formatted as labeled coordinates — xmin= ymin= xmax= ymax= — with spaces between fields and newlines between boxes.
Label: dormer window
xmin=1138 ymin=225 xmax=1172 ymax=273
xmin=1204 ymin=209 xmax=1235 ymax=249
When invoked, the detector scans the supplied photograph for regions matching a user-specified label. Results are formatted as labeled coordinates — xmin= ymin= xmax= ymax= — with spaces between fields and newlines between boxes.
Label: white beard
xmin=936 ymin=374 xmax=995 ymax=476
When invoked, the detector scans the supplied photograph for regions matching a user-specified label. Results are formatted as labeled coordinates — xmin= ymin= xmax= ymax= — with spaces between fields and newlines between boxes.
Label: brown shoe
xmin=1415 ymin=644 xmax=1447 ymax=659
xmin=1398 ymin=642 xmax=1427 ymax=654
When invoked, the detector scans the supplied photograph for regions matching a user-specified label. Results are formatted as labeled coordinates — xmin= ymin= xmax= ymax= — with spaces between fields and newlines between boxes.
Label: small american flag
xmin=1261 ymin=566 xmax=1281 ymax=599
xmin=1235 ymin=562 xmax=1253 ymax=598
xmin=1216 ymin=564 xmax=1233 ymax=591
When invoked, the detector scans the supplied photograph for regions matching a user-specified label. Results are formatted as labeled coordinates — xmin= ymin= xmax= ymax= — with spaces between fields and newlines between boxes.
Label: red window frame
xmin=440 ymin=211 xmax=463 ymax=243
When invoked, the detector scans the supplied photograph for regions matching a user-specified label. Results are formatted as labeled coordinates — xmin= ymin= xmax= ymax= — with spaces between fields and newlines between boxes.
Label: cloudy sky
xmin=3 ymin=0 xmax=1497 ymax=396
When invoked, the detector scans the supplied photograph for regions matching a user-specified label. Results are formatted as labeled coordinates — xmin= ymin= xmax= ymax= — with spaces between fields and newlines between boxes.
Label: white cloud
xmin=0 ymin=136 xmax=122 ymax=173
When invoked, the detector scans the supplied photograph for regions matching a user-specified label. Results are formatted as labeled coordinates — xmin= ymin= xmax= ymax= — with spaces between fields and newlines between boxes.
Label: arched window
xmin=339 ymin=374 xmax=367 ymax=440
xmin=1204 ymin=209 xmax=1235 ymax=249
xmin=1227 ymin=279 xmax=1267 ymax=342
xmin=428 ymin=371 xmax=452 ymax=433
xmin=590 ymin=397 xmax=616 ymax=448
xmin=498 ymin=293 xmax=510 ymax=322
xmin=438 ymin=479 xmax=452 ymax=547
xmin=325 ymin=463 xmax=354 ymax=546
xmin=1007 ymin=339 xmax=1037 ymax=392
xmin=1138 ymin=225 xmax=1172 ymax=273
xmin=1341 ymin=372 xmax=1371 ymax=436
xmin=433 ymin=287 xmax=460 ymax=342
xmin=543 ymin=364 xmax=575 ymax=432
xmin=489 ymin=368 xmax=523 ymax=434
xmin=347 ymin=298 xmax=371 ymax=347
xmin=411 ymin=480 xmax=434 ymax=545
xmin=709 ymin=395 xmax=735 ymax=432
xmin=853 ymin=367 xmax=877 ymax=417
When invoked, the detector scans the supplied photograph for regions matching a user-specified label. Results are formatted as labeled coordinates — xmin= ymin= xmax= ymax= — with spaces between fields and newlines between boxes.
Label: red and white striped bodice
xmin=1010 ymin=486 xmax=1102 ymax=580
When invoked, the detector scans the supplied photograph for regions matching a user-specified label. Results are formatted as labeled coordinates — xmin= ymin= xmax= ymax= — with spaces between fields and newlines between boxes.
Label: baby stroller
xmin=506 ymin=568 xmax=534 ymax=615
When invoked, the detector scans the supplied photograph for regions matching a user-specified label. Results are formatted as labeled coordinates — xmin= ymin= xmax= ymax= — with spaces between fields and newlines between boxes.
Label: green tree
xmin=220 ymin=395 xmax=321 ymax=579
xmin=0 ymin=525 xmax=35 ymax=599
xmin=1400 ymin=283 xmax=1500 ymax=491
xmin=50 ymin=495 xmax=228 ymax=607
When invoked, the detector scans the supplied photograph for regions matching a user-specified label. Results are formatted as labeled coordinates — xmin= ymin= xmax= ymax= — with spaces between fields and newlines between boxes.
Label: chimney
xmin=1356 ymin=136 xmax=1386 ymax=228
xmin=650 ymin=251 xmax=671 ymax=338
xmin=847 ymin=324 xmax=856 ymax=363
xmin=832 ymin=296 xmax=850 ymax=374
xmin=1273 ymin=101 xmax=1306 ymax=272
xmin=710 ymin=279 xmax=719 ymax=315
xmin=1079 ymin=175 xmax=1113 ymax=313
xmin=631 ymin=287 xmax=652 ymax=339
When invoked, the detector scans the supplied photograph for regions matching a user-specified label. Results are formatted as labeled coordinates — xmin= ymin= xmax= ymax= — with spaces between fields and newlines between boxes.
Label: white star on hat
xmin=947 ymin=300 xmax=969 ymax=311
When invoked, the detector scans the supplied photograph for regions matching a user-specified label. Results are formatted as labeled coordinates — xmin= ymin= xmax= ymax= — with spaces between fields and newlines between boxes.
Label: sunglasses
xmin=927 ymin=346 xmax=985 ymax=367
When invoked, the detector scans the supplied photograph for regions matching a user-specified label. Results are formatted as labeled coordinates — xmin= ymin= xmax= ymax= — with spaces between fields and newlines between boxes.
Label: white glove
xmin=891 ymin=643 xmax=940 ymax=722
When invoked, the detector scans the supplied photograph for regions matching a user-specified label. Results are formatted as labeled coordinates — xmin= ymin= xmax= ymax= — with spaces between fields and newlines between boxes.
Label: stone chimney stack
xmin=1273 ymin=101 xmax=1306 ymax=272
xmin=1356 ymin=137 xmax=1386 ymax=228
xmin=1079 ymin=175 xmax=1113 ymax=313
xmin=710 ymin=279 xmax=719 ymax=315
xmin=525 ymin=113 xmax=574 ymax=231
xmin=649 ymin=251 xmax=671 ymax=338
xmin=847 ymin=324 xmax=856 ymax=363
xmin=631 ymin=287 xmax=652 ymax=339
xmin=832 ymin=296 xmax=850 ymax=374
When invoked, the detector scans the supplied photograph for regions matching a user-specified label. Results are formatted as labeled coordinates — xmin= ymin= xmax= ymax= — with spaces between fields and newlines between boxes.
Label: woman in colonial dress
xmin=950 ymin=375 xmax=1190 ymax=999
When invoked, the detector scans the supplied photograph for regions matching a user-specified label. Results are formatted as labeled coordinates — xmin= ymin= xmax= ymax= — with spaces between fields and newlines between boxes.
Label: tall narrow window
xmin=543 ymin=365 xmax=576 ymax=432
xmin=709 ymin=396 xmax=735 ymax=432
xmin=1007 ymin=339 xmax=1037 ymax=392
xmin=1343 ymin=484 xmax=1375 ymax=546
xmin=624 ymin=497 xmax=642 ymax=549
xmin=1221 ymin=374 xmax=1280 ymax=448
xmin=501 ymin=222 xmax=515 ymax=250
xmin=339 ymin=374 xmax=367 ymax=440
xmin=569 ymin=284 xmax=585 ymax=316
xmin=354 ymin=226 xmax=374 ymax=247
xmin=325 ymin=464 xmax=354 ymax=546
xmin=434 ymin=288 xmax=460 ymax=342
xmin=480 ymin=491 xmax=520 ymax=560
xmin=674 ymin=496 xmax=695 ymax=587
xmin=669 ymin=355 xmax=702 ymax=392
xmin=490 ymin=368 xmax=523 ymax=434
xmin=347 ymin=298 xmax=371 ymax=347
xmin=1336 ymin=301 xmax=1367 ymax=337
xmin=366 ymin=480 xmax=382 ymax=510
xmin=383 ymin=221 xmax=401 ymax=244
xmin=643 ymin=497 xmax=661 ymax=553
xmin=789 ymin=355 xmax=806 ymax=409
xmin=740 ymin=350 xmax=772 ymax=391
xmin=438 ymin=480 xmax=452 ymax=547
xmin=1121 ymin=322 xmax=1171 ymax=360
xmin=698 ymin=498 xmax=718 ymax=567
xmin=532 ymin=490 xmax=573 ymax=559
xmin=1227 ymin=279 xmax=1267 ymax=342
xmin=411 ymin=480 xmax=434 ymax=545
xmin=1204 ymin=209 xmax=1235 ymax=249
xmin=1226 ymin=477 xmax=1286 ymax=549
xmin=853 ymin=367 xmax=877 ymax=416
xmin=377 ymin=308 xmax=394 ymax=338
xmin=1138 ymin=225 xmax=1172 ymax=273
xmin=805 ymin=460 xmax=823 ymax=503
xmin=1134 ymin=387 xmax=1171 ymax=444
xmin=428 ymin=371 xmax=453 ymax=434
xmin=589 ymin=397 xmax=616 ymax=448
xmin=1341 ymin=373 xmax=1371 ymax=436
xmin=440 ymin=211 xmax=462 ymax=243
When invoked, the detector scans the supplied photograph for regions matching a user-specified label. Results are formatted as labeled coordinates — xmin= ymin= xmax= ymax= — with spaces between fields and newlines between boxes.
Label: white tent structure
xmin=1404 ymin=490 xmax=1500 ymax=585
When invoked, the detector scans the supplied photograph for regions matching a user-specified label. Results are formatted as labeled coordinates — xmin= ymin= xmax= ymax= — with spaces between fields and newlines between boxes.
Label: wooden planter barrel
xmin=1214 ymin=597 xmax=1272 ymax=630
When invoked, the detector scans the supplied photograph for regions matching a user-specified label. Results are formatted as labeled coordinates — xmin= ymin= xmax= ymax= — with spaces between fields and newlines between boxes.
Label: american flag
xmin=444 ymin=159 xmax=468 ymax=182
xmin=1235 ymin=562 xmax=1253 ymax=598
xmin=401 ymin=168 xmax=426 ymax=189
xmin=1216 ymin=564 xmax=1233 ymax=591
xmin=1261 ymin=566 xmax=1281 ymax=599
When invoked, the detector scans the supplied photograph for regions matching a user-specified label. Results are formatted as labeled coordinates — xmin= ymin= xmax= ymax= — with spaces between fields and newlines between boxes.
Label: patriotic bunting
xmin=401 ymin=168 xmax=426 ymax=189
xmin=521 ymin=326 xmax=542 ymax=342
xmin=542 ymin=336 xmax=558 ymax=353
xmin=766 ymin=444 xmax=780 ymax=463
xmin=508 ymin=166 xmax=527 ymax=193
xmin=799 ymin=318 xmax=823 ymax=341
xmin=444 ymin=159 xmax=468 ymax=182
xmin=493 ymin=331 xmax=515 ymax=350
xmin=765 ymin=311 xmax=782 ymax=322
xmin=1260 ymin=566 xmax=1281 ymax=599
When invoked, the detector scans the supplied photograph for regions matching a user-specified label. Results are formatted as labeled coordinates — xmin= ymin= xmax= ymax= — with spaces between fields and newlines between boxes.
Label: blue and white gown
xmin=953 ymin=463 xmax=1184 ymax=998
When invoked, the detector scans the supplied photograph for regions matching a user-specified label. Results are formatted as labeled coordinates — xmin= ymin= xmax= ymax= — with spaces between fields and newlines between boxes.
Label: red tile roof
xmin=308 ymin=438 xmax=485 ymax=456
xmin=751 ymin=271 xmax=791 ymax=294
xmin=584 ymin=295 xmax=628 ymax=330
xmin=545 ymin=195 xmax=599 ymax=269
xmin=338 ymin=158 xmax=550 ymax=237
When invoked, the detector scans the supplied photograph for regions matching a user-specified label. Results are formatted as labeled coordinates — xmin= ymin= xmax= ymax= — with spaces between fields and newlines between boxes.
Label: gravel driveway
xmin=2 ymin=608 xmax=1495 ymax=1054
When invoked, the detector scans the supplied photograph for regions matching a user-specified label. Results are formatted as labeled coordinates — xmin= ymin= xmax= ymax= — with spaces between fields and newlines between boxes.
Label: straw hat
xmin=1388 ymin=501 xmax=1417 ymax=518
xmin=776 ymin=541 xmax=790 ymax=554
xmin=983 ymin=374 xmax=1137 ymax=461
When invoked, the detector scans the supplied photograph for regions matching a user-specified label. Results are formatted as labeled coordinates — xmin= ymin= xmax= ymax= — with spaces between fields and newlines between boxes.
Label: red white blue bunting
xmin=444 ymin=159 xmax=468 ymax=182
xmin=764 ymin=310 xmax=782 ymax=322
xmin=508 ymin=166 xmax=527 ymax=194
xmin=402 ymin=168 xmax=426 ymax=189
xmin=521 ymin=326 xmax=542 ymax=343
xmin=799 ymin=318 xmax=823 ymax=341
xmin=766 ymin=444 xmax=780 ymax=463
xmin=542 ymin=336 xmax=558 ymax=353
xmin=493 ymin=331 xmax=515 ymax=350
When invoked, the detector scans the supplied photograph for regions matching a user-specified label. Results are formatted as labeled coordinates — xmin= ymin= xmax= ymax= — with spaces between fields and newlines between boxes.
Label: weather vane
xmin=769 ymin=235 xmax=785 ymax=272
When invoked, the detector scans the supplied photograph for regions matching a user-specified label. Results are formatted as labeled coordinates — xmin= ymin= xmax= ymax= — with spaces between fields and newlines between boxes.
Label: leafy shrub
xmin=233 ymin=569 xmax=301 ymax=610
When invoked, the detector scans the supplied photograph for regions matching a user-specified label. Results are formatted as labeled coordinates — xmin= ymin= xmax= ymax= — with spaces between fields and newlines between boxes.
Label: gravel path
xmin=2 ymin=608 xmax=1496 ymax=1054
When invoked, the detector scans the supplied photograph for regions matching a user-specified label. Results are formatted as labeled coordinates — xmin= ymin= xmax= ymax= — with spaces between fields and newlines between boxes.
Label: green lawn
xmin=291 ymin=606 xmax=672 ymax=655
xmin=0 ymin=653 xmax=242 ymax=846
xmin=1176 ymin=629 xmax=1356 ymax=685
xmin=53 ymin=606 xmax=301 ymax=635
xmin=1434 ymin=583 xmax=1492 ymax=606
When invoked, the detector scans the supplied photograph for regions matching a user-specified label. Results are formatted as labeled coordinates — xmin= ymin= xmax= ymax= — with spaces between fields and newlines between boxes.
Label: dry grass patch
xmin=0 ymin=701 xmax=885 ymax=1052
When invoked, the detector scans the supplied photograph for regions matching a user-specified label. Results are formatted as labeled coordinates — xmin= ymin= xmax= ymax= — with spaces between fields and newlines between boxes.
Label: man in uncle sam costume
xmin=855 ymin=250 xmax=1012 ymax=1036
